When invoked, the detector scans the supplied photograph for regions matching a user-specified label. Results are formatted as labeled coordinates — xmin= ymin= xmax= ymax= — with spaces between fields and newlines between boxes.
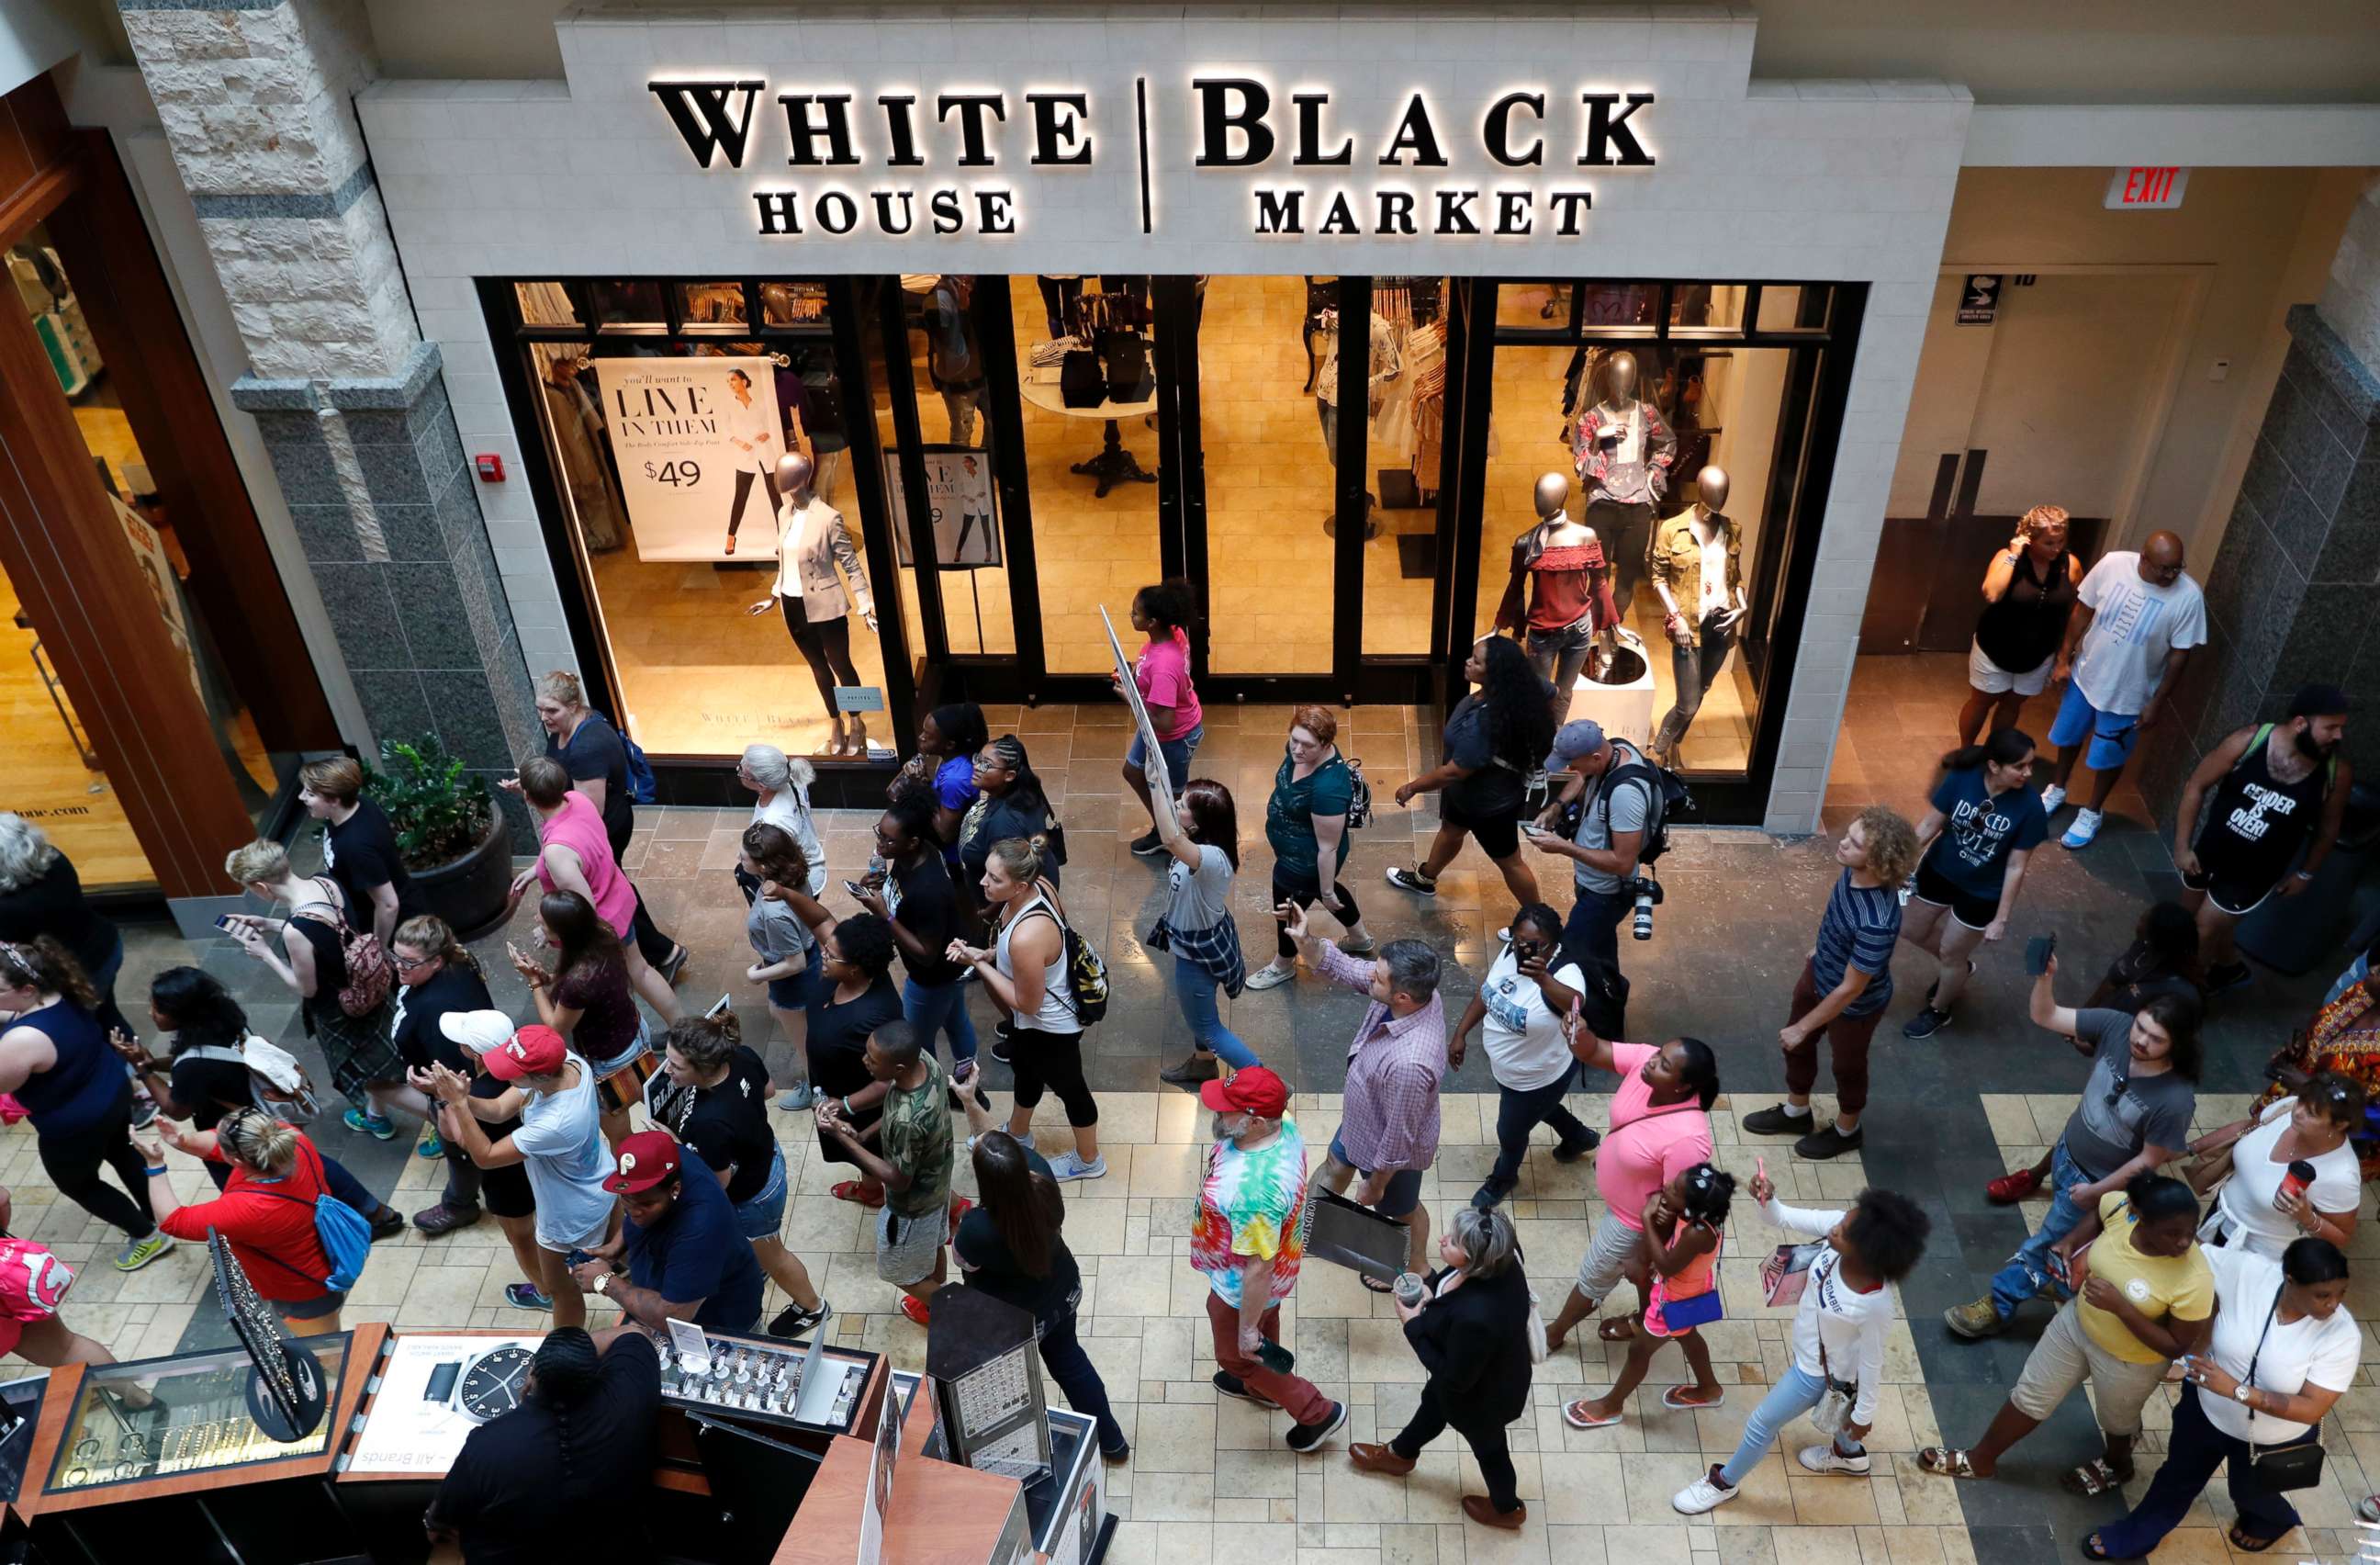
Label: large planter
xmin=411 ymin=808 xmax=514 ymax=940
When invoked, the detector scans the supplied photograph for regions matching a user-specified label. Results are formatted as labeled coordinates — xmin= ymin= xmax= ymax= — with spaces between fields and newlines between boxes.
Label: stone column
xmin=118 ymin=0 xmax=538 ymax=833
xmin=2136 ymin=177 xmax=2380 ymax=833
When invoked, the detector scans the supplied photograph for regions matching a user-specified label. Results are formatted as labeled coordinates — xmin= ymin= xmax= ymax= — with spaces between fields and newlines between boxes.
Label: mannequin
xmin=1313 ymin=304 xmax=1401 ymax=536
xmin=1646 ymin=467 xmax=1746 ymax=766
xmin=745 ymin=452 xmax=879 ymax=757
xmin=720 ymin=366 xmax=781 ymax=557
xmin=925 ymin=275 xmax=988 ymax=446
xmin=1570 ymin=350 xmax=1677 ymax=619
xmin=1493 ymin=472 xmax=1617 ymax=720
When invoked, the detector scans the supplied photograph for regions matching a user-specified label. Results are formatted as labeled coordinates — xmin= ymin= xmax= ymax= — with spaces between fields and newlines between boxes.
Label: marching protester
xmin=1921 ymin=1172 xmax=2211 ymax=1496
xmin=1898 ymin=729 xmax=2047 ymax=1040
xmin=1448 ymin=904 xmax=1600 ymax=1210
xmin=738 ymin=823 xmax=821 ymax=1108
xmin=570 ymin=1128 xmax=766 ymax=1336
xmin=2189 ymin=1072 xmax=2365 ymax=1256
xmin=509 ymin=888 xmax=650 ymax=1150
xmin=526 ymin=671 xmax=689 ymax=981
xmin=298 ymin=756 xmax=427 ymax=952
xmin=1347 ymin=1206 xmax=1538 ymax=1529
xmin=1151 ymin=780 xmax=1258 ymax=1086
xmin=1742 ymin=805 xmax=1918 ymax=1159
xmin=435 ymin=1012 xmax=564 ymax=1312
xmin=1248 ymin=707 xmax=1373 ymax=991
xmin=960 ymin=735 xmax=1065 ymax=908
xmin=1672 ymin=1166 xmax=1931 ymax=1515
xmin=1281 ymin=902 xmax=1443 ymax=1288
xmin=1387 ymin=635 xmax=1551 ymax=908
xmin=504 ymin=757 xmax=682 ymax=1021
xmin=134 ymin=1107 xmax=354 ymax=1334
xmin=1121 ymin=580 xmax=1206 ymax=855
xmin=815 ymin=1021 xmax=955 ymax=1327
xmin=1561 ymin=1162 xmax=1733 ymax=1431
xmin=950 ymin=839 xmax=1103 ymax=1181
xmin=736 ymin=743 xmax=826 ymax=904
xmin=0 ymin=813 xmax=134 ymax=1039
xmin=858 ymin=799 xmax=985 ymax=1098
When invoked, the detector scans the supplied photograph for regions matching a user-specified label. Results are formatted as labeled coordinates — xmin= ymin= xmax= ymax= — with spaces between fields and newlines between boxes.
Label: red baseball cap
xmin=481 ymin=1023 xmax=567 ymax=1082
xmin=602 ymin=1129 xmax=682 ymax=1194
xmin=1199 ymin=1065 xmax=1289 ymax=1119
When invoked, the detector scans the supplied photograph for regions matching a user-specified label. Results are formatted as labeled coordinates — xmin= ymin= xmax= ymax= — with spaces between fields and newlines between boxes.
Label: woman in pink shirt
xmin=1543 ymin=1016 xmax=1719 ymax=1352
xmin=503 ymin=758 xmax=681 ymax=1023
xmin=1119 ymin=580 xmax=1206 ymax=858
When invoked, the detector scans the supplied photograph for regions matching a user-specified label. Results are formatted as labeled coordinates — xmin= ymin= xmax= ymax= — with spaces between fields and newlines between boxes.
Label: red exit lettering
xmin=2105 ymin=167 xmax=2187 ymax=210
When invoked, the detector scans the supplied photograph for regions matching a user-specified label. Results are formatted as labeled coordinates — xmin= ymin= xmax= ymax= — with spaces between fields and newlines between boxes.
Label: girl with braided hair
xmin=1563 ymin=1160 xmax=1734 ymax=1429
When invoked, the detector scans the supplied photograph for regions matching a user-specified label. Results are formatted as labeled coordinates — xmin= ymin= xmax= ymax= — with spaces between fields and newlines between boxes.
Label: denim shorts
xmin=734 ymin=1146 xmax=790 ymax=1242
xmin=1327 ymin=1129 xmax=1422 ymax=1219
xmin=1126 ymin=722 xmax=1203 ymax=790
xmin=767 ymin=942 xmax=824 ymax=1009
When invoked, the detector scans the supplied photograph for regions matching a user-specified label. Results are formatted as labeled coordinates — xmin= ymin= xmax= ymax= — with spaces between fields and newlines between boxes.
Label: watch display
xmin=423 ymin=1345 xmax=534 ymax=1424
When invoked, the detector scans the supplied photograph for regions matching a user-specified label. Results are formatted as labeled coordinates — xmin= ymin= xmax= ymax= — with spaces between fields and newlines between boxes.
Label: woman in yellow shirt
xmin=1918 ymin=1172 xmax=2211 ymax=1495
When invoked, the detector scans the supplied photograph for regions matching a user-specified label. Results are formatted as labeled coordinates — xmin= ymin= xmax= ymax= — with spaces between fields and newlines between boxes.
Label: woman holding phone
xmin=507 ymin=890 xmax=647 ymax=1150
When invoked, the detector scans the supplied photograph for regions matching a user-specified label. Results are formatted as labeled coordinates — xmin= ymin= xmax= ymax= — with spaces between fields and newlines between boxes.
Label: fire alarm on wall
xmin=474 ymin=454 xmax=505 ymax=482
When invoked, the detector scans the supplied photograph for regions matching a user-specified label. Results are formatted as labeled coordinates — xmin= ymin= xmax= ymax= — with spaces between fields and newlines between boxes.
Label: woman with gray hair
xmin=1347 ymin=1206 xmax=1539 ymax=1530
xmin=0 ymin=814 xmax=131 ymax=1041
xmin=737 ymin=744 xmax=826 ymax=903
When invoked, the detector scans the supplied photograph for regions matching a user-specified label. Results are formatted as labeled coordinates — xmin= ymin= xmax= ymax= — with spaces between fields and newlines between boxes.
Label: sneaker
xmin=130 ymin=1097 xmax=158 ymax=1131
xmin=342 ymin=1108 xmax=398 ymax=1141
xmin=368 ymin=1206 xmax=406 ymax=1241
xmin=1129 ymin=829 xmax=1166 ymax=857
xmin=1211 ymin=1370 xmax=1279 ymax=1407
xmin=2358 ymin=1494 xmax=2380 ymax=1526
xmin=1100 ymin=1440 xmax=1132 ymax=1464
xmin=1159 ymin=1054 xmax=1221 ymax=1086
xmin=1285 ymin=1401 xmax=1348 ymax=1453
xmin=1384 ymin=866 xmax=1438 ymax=895
xmin=768 ymin=1300 xmax=831 ymax=1339
xmin=899 ymin=1293 xmax=932 ymax=1327
xmin=1048 ymin=1151 xmax=1107 ymax=1183
xmin=988 ymin=1024 xmax=1013 ymax=1064
xmin=2039 ymin=783 xmax=2068 ymax=814
xmin=1794 ymin=1121 xmax=1864 ymax=1161
xmin=504 ymin=1283 xmax=553 ymax=1311
xmin=1551 ymin=1130 xmax=1600 ymax=1163
xmin=2060 ymin=807 xmax=2105 ymax=850
xmin=1337 ymin=934 xmax=1377 ymax=957
xmin=658 ymin=945 xmax=690 ymax=985
xmin=1902 ymin=1006 xmax=1951 ymax=1041
xmin=412 ymin=1201 xmax=482 ymax=1237
xmin=1243 ymin=963 xmax=1297 ymax=991
xmin=1740 ymin=1103 xmax=1813 ymax=1137
xmin=416 ymin=1130 xmax=446 ymax=1160
xmin=1943 ymin=1296 xmax=2005 ymax=1339
xmin=1985 ymin=1166 xmax=2043 ymax=1203
xmin=113 ymin=1233 xmax=174 ymax=1273
xmin=1797 ymin=1443 xmax=1872 ymax=1477
xmin=1671 ymin=1465 xmax=1740 ymax=1515
xmin=1470 ymin=1179 xmax=1515 ymax=1211
xmin=2205 ymin=961 xmax=2254 ymax=996
xmin=777 ymin=1083 xmax=823 ymax=1113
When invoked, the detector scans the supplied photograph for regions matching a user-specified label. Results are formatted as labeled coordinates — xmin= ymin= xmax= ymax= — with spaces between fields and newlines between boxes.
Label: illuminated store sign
xmin=647 ymin=75 xmax=1654 ymax=241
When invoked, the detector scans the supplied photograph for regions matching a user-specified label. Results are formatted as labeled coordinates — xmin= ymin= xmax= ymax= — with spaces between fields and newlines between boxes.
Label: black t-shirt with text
xmin=890 ymin=851 xmax=967 ymax=987
xmin=645 ymin=1045 xmax=776 ymax=1205
xmin=549 ymin=715 xmax=635 ymax=851
xmin=434 ymin=1333 xmax=661 ymax=1564
xmin=389 ymin=962 xmax=495 ymax=1075
xmin=324 ymin=798 xmax=429 ymax=933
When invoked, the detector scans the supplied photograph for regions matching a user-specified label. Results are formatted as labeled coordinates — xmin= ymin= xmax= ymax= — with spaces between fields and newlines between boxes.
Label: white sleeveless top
xmin=995 ymin=890 xmax=1076 ymax=1034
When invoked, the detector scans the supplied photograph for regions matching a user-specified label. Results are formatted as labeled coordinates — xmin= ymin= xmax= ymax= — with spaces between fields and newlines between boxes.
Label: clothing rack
xmin=1371 ymin=276 xmax=1443 ymax=330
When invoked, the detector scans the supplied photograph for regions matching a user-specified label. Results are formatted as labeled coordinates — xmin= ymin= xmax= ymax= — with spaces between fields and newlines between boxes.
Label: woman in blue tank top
xmin=0 ymin=939 xmax=173 ymax=1272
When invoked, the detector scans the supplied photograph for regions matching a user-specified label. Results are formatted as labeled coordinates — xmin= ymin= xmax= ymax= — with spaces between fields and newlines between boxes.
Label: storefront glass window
xmin=588 ymin=281 xmax=665 ymax=328
xmin=1010 ymin=274 xmax=1161 ymax=674
xmin=516 ymin=282 xmax=578 ymax=326
xmin=1669 ymin=284 xmax=1746 ymax=333
xmin=521 ymin=300 xmax=892 ymax=760
xmin=1757 ymin=285 xmax=1831 ymax=332
xmin=887 ymin=275 xmax=1014 ymax=657
xmin=1360 ymin=276 xmax=1450 ymax=658
xmin=677 ymin=282 xmax=746 ymax=326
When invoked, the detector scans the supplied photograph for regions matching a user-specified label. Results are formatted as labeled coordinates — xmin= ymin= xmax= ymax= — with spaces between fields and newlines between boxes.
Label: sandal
xmin=1597 ymin=1317 xmax=1637 ymax=1343
xmin=1361 ymin=1273 xmax=1396 ymax=1294
xmin=1916 ymin=1447 xmax=1983 ymax=1480
xmin=2228 ymin=1525 xmax=2281 ymax=1553
xmin=2082 ymin=1535 xmax=2111 ymax=1561
xmin=1661 ymin=1386 xmax=1723 ymax=1410
xmin=1562 ymin=1400 xmax=1623 ymax=1430
xmin=2060 ymin=1457 xmax=2129 ymax=1497
xmin=831 ymin=1180 xmax=886 ymax=1208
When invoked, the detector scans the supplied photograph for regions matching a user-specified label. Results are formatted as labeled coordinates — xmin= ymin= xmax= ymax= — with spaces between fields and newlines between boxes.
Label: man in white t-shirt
xmin=2041 ymin=532 xmax=2206 ymax=850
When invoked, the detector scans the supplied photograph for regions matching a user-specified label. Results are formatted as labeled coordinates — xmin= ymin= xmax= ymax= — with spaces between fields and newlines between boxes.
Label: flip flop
xmin=1916 ymin=1447 xmax=1982 ymax=1480
xmin=2060 ymin=1457 xmax=2129 ymax=1497
xmin=2082 ymin=1535 xmax=2112 ymax=1561
xmin=1360 ymin=1273 xmax=1396 ymax=1294
xmin=1562 ymin=1401 xmax=1623 ymax=1430
xmin=1661 ymin=1386 xmax=1723 ymax=1410
xmin=2228 ymin=1525 xmax=2281 ymax=1554
xmin=831 ymin=1180 xmax=886 ymax=1208
xmin=1597 ymin=1318 xmax=1637 ymax=1342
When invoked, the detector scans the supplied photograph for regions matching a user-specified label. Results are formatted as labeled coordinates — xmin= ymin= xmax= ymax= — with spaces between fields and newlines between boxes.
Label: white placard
xmin=1099 ymin=606 xmax=1176 ymax=833
xmin=667 ymin=1316 xmax=713 ymax=1376
xmin=592 ymin=355 xmax=785 ymax=561
xmin=857 ymin=1376 xmax=902 ymax=1564
xmin=343 ymin=1334 xmax=545 ymax=1474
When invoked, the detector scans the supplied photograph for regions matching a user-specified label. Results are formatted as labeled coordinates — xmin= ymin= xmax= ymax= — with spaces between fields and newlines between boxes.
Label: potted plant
xmin=364 ymin=737 xmax=511 ymax=937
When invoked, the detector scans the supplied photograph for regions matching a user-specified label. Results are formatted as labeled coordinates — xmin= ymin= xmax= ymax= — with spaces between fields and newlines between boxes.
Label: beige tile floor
xmin=5 ymin=1084 xmax=1988 ymax=1565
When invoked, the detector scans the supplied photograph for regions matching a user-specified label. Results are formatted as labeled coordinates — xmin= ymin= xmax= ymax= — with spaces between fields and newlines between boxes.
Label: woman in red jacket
xmin=129 ymin=1108 xmax=347 ymax=1334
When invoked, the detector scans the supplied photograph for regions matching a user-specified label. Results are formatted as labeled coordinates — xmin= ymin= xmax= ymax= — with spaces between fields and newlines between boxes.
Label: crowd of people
xmin=0 ymin=546 xmax=2369 ymax=1554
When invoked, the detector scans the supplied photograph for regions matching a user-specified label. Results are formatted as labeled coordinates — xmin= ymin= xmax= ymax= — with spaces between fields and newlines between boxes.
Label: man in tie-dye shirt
xmin=1190 ymin=1067 xmax=1347 ymax=1452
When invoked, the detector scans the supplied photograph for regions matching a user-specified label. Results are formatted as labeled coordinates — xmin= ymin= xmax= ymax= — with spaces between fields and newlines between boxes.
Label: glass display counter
xmin=39 ymin=1334 xmax=352 ymax=1499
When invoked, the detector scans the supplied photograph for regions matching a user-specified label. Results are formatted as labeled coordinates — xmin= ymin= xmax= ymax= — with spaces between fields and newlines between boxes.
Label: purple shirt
xmin=1312 ymin=940 xmax=1443 ymax=1173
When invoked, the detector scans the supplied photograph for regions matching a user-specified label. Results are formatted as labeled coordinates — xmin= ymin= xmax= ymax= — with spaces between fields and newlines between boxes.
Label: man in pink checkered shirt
xmin=1280 ymin=902 xmax=1446 ymax=1287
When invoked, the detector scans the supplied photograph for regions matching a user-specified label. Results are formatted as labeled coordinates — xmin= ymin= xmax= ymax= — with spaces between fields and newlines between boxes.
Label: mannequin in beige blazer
xmin=747 ymin=453 xmax=878 ymax=755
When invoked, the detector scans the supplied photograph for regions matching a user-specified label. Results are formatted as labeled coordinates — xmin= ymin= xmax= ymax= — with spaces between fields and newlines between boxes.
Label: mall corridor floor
xmin=15 ymin=700 xmax=2370 ymax=1565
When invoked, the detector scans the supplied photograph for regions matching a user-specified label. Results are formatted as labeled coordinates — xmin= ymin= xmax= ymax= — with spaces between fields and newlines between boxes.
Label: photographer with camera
xmin=1529 ymin=720 xmax=1664 ymax=973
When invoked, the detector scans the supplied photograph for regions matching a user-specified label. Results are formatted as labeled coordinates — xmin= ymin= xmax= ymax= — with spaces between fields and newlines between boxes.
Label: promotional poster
xmin=592 ymin=355 xmax=786 ymax=561
xmin=884 ymin=445 xmax=1003 ymax=569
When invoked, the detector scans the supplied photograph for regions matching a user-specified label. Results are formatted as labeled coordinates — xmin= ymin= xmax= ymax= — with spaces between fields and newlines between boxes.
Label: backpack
xmin=294 ymin=881 xmax=391 ymax=1018
xmin=2237 ymin=723 xmax=2338 ymax=799
xmin=250 ymin=1141 xmax=375 ymax=1292
xmin=1027 ymin=894 xmax=1110 ymax=1028
xmin=597 ymin=710 xmax=659 ymax=805
xmin=1342 ymin=758 xmax=1375 ymax=831
xmin=182 ymin=1037 xmax=323 ymax=1126
xmin=1597 ymin=754 xmax=1697 ymax=866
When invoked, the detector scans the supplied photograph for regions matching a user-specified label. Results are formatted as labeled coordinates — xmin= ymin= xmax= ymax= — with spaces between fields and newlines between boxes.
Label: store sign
xmin=646 ymin=76 xmax=1650 ymax=241
xmin=1957 ymin=274 xmax=2001 ymax=326
xmin=2105 ymin=167 xmax=2188 ymax=210
xmin=589 ymin=356 xmax=787 ymax=562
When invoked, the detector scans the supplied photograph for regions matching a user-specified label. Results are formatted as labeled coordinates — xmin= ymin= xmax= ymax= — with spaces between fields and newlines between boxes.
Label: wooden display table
xmin=772 ymin=1434 xmax=1025 ymax=1565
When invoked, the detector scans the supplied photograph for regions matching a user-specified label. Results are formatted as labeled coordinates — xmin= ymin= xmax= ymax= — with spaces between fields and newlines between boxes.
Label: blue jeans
xmin=1988 ymin=1139 xmax=2089 ymax=1320
xmin=1126 ymin=722 xmax=1203 ymax=793
xmin=904 ymin=976 xmax=980 ymax=1069
xmin=1566 ymin=885 xmax=1630 ymax=971
xmin=1719 ymin=1366 xmax=1864 ymax=1487
xmin=1038 ymin=1301 xmax=1128 ymax=1455
xmin=1172 ymin=957 xmax=1258 ymax=1070
xmin=2095 ymin=1383 xmax=2303 ymax=1558
xmin=1488 ymin=1060 xmax=1594 ymax=1188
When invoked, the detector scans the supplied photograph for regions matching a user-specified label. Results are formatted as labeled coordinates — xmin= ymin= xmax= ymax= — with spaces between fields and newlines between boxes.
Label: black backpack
xmin=1597 ymin=755 xmax=1697 ymax=864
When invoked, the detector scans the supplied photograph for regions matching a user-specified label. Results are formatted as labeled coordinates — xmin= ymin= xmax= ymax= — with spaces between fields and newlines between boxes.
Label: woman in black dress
xmin=1959 ymin=504 xmax=2082 ymax=746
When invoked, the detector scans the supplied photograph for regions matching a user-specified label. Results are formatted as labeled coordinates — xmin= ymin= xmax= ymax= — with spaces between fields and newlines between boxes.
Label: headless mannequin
xmin=1314 ymin=305 xmax=1397 ymax=539
xmin=1648 ymin=467 xmax=1746 ymax=763
xmin=1496 ymin=473 xmax=1616 ymax=719
xmin=1577 ymin=351 xmax=1671 ymax=618
xmin=746 ymin=453 xmax=878 ymax=756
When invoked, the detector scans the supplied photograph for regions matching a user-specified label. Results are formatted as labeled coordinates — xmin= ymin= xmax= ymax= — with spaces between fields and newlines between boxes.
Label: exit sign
xmin=2106 ymin=167 xmax=2189 ymax=209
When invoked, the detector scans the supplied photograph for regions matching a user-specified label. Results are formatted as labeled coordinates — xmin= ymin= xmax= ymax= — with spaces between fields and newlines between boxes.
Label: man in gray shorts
xmin=815 ymin=1022 xmax=953 ymax=1328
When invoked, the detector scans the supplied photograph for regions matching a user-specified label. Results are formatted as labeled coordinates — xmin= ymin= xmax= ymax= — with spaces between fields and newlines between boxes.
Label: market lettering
xmin=1252 ymin=186 xmax=1591 ymax=236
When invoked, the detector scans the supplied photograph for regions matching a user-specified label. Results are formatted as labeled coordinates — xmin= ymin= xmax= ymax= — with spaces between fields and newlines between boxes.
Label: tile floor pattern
xmin=7 ymin=681 xmax=2372 ymax=1562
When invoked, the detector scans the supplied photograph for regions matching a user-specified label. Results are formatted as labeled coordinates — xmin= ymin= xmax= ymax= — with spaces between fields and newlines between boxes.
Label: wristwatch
xmin=422 ymin=1345 xmax=533 ymax=1423
xmin=592 ymin=1273 xmax=612 ymax=1296
xmin=2233 ymin=1380 xmax=2254 ymax=1406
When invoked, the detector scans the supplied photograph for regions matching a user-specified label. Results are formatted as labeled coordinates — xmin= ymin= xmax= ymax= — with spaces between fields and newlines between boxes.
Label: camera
xmin=1623 ymin=874 xmax=1664 ymax=941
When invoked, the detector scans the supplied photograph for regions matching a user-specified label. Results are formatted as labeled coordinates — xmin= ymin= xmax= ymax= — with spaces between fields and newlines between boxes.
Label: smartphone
xmin=1519 ymin=821 xmax=1547 ymax=839
xmin=842 ymin=878 xmax=870 ymax=900
xmin=2025 ymin=932 xmax=2057 ymax=976
xmin=703 ymin=993 xmax=732 ymax=1019
xmin=565 ymin=1249 xmax=595 ymax=1269
xmin=2046 ymin=1248 xmax=2071 ymax=1289
xmin=212 ymin=914 xmax=234 ymax=931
